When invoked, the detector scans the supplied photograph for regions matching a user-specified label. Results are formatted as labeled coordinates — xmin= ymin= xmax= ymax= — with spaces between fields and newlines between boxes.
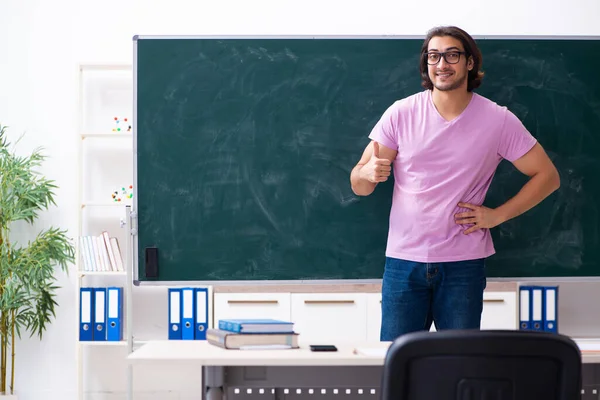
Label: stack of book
xmin=207 ymin=318 xmax=299 ymax=350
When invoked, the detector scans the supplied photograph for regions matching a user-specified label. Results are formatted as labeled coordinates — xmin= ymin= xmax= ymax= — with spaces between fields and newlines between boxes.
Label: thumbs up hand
xmin=360 ymin=141 xmax=392 ymax=183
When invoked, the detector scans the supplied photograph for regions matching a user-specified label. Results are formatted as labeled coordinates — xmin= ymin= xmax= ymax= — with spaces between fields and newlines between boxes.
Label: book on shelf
xmin=206 ymin=328 xmax=299 ymax=350
xmin=79 ymin=230 xmax=124 ymax=272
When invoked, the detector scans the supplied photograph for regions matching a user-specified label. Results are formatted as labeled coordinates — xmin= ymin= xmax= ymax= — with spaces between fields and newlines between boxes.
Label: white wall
xmin=1 ymin=0 xmax=599 ymax=399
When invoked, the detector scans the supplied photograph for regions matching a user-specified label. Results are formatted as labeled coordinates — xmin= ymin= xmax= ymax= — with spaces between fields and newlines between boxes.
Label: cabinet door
xmin=367 ymin=292 xmax=437 ymax=336
xmin=432 ymin=292 xmax=517 ymax=331
xmin=213 ymin=293 xmax=291 ymax=326
xmin=481 ymin=291 xmax=518 ymax=330
xmin=366 ymin=293 xmax=382 ymax=342
xmin=291 ymin=293 xmax=367 ymax=343
xmin=365 ymin=291 xmax=518 ymax=338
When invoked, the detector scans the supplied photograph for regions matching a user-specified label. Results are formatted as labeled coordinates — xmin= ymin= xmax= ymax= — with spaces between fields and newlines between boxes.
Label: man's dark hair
xmin=419 ymin=26 xmax=484 ymax=92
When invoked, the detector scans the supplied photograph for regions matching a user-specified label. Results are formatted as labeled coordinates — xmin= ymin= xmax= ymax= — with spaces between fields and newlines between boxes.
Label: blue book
xmin=218 ymin=318 xmax=294 ymax=334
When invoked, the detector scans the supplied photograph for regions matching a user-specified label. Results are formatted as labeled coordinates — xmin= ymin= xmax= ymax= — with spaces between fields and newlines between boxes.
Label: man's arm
xmin=350 ymin=141 xmax=397 ymax=196
xmin=495 ymin=142 xmax=560 ymax=222
xmin=455 ymin=143 xmax=560 ymax=234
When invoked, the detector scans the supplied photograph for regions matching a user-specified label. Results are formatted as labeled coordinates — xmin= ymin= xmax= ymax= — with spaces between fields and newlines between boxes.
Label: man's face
xmin=426 ymin=35 xmax=473 ymax=92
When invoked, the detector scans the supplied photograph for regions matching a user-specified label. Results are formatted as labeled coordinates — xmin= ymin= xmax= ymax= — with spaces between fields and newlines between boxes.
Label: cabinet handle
xmin=304 ymin=300 xmax=355 ymax=304
xmin=227 ymin=300 xmax=279 ymax=304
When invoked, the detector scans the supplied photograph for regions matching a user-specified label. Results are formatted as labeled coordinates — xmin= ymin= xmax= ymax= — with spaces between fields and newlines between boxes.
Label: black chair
xmin=380 ymin=330 xmax=582 ymax=400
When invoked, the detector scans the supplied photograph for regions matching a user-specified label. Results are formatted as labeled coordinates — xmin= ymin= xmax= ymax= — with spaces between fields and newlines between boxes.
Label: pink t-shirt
xmin=368 ymin=90 xmax=537 ymax=262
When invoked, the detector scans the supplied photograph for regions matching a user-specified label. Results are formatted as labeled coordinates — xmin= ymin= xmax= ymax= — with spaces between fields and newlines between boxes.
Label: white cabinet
xmin=211 ymin=288 xmax=517 ymax=345
xmin=480 ymin=291 xmax=518 ymax=330
xmin=213 ymin=293 xmax=292 ymax=322
xmin=290 ymin=293 xmax=368 ymax=343
xmin=366 ymin=293 xmax=382 ymax=342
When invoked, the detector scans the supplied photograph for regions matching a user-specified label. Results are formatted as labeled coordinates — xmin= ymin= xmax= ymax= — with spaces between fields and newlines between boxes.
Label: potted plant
xmin=0 ymin=124 xmax=75 ymax=398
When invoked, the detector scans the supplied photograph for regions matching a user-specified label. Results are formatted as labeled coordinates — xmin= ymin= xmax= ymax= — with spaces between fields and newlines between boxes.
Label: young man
xmin=350 ymin=26 xmax=560 ymax=340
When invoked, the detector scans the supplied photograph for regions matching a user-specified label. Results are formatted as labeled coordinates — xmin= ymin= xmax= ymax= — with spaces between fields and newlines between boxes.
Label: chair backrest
xmin=380 ymin=329 xmax=581 ymax=400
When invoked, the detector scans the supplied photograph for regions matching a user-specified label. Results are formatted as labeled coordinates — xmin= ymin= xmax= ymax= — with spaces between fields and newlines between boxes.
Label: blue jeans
xmin=380 ymin=257 xmax=487 ymax=341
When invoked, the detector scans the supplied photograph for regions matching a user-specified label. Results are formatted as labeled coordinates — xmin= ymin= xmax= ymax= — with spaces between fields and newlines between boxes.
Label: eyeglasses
xmin=424 ymin=51 xmax=466 ymax=65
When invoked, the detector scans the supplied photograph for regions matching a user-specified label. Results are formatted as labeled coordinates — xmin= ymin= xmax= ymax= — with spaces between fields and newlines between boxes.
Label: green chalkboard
xmin=134 ymin=36 xmax=600 ymax=282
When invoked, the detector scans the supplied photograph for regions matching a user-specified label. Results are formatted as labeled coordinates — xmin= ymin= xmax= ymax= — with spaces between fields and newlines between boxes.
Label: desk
xmin=128 ymin=340 xmax=600 ymax=400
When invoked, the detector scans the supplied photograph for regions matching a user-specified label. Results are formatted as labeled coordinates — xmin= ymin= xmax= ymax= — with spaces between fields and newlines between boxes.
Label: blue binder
xmin=168 ymin=288 xmax=182 ymax=340
xmin=195 ymin=288 xmax=209 ymax=340
xmin=543 ymin=286 xmax=558 ymax=333
xmin=106 ymin=287 xmax=123 ymax=341
xmin=531 ymin=286 xmax=544 ymax=331
xmin=79 ymin=287 xmax=94 ymax=341
xmin=181 ymin=288 xmax=196 ymax=340
xmin=519 ymin=286 xmax=532 ymax=330
xmin=93 ymin=287 xmax=107 ymax=341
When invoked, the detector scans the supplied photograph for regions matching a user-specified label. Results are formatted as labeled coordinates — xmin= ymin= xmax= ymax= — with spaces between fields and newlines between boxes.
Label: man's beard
xmin=434 ymin=72 xmax=467 ymax=92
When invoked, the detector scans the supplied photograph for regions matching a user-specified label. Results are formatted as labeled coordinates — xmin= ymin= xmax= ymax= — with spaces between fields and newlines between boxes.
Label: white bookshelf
xmin=78 ymin=271 xmax=127 ymax=277
xmin=76 ymin=63 xmax=134 ymax=400
xmin=82 ymin=133 xmax=132 ymax=139
xmin=79 ymin=340 xmax=128 ymax=346
xmin=81 ymin=202 xmax=128 ymax=207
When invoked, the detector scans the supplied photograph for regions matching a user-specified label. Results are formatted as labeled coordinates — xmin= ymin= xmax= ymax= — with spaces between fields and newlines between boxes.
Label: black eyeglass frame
xmin=424 ymin=51 xmax=467 ymax=65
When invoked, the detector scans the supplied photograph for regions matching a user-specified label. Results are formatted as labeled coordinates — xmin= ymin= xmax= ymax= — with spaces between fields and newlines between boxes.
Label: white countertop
xmin=128 ymin=340 xmax=389 ymax=366
xmin=127 ymin=338 xmax=600 ymax=366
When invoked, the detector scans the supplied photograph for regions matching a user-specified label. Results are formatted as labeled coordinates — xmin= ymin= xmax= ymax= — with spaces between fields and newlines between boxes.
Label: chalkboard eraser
xmin=145 ymin=247 xmax=158 ymax=279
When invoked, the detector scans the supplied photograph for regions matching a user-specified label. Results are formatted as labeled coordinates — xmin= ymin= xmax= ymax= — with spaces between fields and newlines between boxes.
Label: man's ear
xmin=467 ymin=56 xmax=474 ymax=71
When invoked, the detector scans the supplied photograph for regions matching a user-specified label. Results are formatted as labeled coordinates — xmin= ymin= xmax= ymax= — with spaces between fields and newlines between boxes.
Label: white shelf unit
xmin=76 ymin=64 xmax=134 ymax=400
xmin=78 ymin=271 xmax=127 ymax=277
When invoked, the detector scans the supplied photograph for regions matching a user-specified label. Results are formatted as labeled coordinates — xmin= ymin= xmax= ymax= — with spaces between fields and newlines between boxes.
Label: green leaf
xmin=0 ymin=123 xmax=76 ymax=385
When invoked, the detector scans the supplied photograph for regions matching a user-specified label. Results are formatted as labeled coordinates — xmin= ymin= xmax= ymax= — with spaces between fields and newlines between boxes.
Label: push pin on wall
xmin=112 ymin=117 xmax=131 ymax=132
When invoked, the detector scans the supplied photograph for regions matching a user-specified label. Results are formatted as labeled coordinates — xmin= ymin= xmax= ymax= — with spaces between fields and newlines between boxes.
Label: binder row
xmin=519 ymin=285 xmax=558 ymax=333
xmin=168 ymin=288 xmax=209 ymax=340
xmin=80 ymin=287 xmax=123 ymax=341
